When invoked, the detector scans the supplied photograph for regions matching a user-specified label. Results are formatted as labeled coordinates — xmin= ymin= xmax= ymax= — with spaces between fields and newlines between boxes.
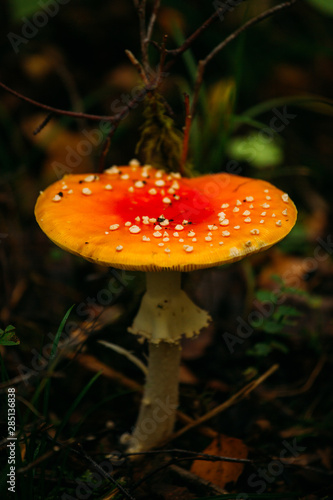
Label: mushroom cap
xmin=35 ymin=165 xmax=297 ymax=271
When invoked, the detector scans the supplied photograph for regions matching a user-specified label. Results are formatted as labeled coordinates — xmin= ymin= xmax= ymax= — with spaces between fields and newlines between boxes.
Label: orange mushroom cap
xmin=35 ymin=163 xmax=297 ymax=271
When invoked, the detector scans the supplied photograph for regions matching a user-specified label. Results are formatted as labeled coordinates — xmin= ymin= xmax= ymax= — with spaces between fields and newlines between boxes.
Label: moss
xmin=135 ymin=93 xmax=184 ymax=173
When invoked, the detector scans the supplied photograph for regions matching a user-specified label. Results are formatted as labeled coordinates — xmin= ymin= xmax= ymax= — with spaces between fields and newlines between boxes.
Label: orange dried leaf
xmin=190 ymin=435 xmax=248 ymax=489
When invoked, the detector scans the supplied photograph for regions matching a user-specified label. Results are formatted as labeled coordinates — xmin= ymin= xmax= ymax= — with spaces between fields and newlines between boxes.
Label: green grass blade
xmin=242 ymin=94 xmax=333 ymax=119
xmin=29 ymin=305 xmax=75 ymax=410
xmin=50 ymin=305 xmax=75 ymax=360
xmin=231 ymin=115 xmax=269 ymax=130
xmin=55 ymin=371 xmax=102 ymax=438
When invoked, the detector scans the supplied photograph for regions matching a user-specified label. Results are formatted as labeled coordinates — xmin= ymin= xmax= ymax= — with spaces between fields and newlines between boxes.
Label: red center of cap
xmin=115 ymin=184 xmax=216 ymax=226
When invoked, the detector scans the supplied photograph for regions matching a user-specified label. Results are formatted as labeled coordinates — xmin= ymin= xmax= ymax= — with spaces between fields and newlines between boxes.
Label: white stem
xmin=126 ymin=271 xmax=211 ymax=452
xmin=127 ymin=341 xmax=181 ymax=452
xmin=145 ymin=270 xmax=181 ymax=296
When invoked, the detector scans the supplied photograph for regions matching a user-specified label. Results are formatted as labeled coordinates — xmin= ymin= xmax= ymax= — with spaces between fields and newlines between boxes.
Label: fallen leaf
xmin=179 ymin=364 xmax=199 ymax=385
xmin=190 ymin=435 xmax=248 ymax=489
xmin=20 ymin=443 xmax=26 ymax=462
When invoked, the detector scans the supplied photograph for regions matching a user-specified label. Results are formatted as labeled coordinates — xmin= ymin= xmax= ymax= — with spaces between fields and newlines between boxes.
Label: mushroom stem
xmin=128 ymin=340 xmax=181 ymax=452
xmin=127 ymin=271 xmax=211 ymax=452
xmin=146 ymin=269 xmax=182 ymax=303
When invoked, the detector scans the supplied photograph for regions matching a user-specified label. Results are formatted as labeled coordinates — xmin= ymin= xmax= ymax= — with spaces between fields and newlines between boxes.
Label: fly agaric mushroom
xmin=35 ymin=162 xmax=297 ymax=451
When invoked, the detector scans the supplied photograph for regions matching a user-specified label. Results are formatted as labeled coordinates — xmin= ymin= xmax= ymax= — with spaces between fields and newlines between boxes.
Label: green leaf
xmin=256 ymin=289 xmax=278 ymax=304
xmin=0 ymin=325 xmax=20 ymax=346
xmin=246 ymin=340 xmax=289 ymax=357
xmin=261 ymin=320 xmax=284 ymax=334
xmin=11 ymin=0 xmax=42 ymax=21
xmin=270 ymin=341 xmax=289 ymax=354
xmin=306 ymin=0 xmax=333 ymax=16
xmin=4 ymin=325 xmax=15 ymax=333
xmin=227 ymin=133 xmax=284 ymax=168
xmin=246 ymin=342 xmax=273 ymax=357
xmin=274 ymin=305 xmax=302 ymax=319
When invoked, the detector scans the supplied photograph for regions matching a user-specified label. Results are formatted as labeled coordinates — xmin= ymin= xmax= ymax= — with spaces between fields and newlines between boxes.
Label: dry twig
xmin=125 ymin=49 xmax=148 ymax=84
xmin=164 ymin=0 xmax=248 ymax=64
xmin=166 ymin=364 xmax=279 ymax=443
xmin=146 ymin=0 xmax=161 ymax=47
xmin=180 ymin=93 xmax=192 ymax=174
xmin=136 ymin=0 xmax=148 ymax=74
xmin=0 ymin=80 xmax=156 ymax=123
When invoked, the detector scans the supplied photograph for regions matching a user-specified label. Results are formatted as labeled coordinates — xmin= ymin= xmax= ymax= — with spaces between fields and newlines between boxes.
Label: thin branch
xmin=130 ymin=454 xmax=251 ymax=491
xmin=126 ymin=448 xmax=251 ymax=464
xmin=166 ymin=364 xmax=279 ymax=443
xmin=146 ymin=0 xmax=161 ymax=44
xmin=169 ymin=464 xmax=227 ymax=495
xmin=130 ymin=449 xmax=331 ymax=492
xmin=147 ymin=39 xmax=162 ymax=53
xmin=33 ymin=113 xmax=54 ymax=135
xmin=124 ymin=448 xmax=333 ymax=477
xmin=205 ymin=0 xmax=298 ymax=67
xmin=125 ymin=49 xmax=148 ymax=84
xmin=75 ymin=443 xmax=136 ymax=500
xmin=180 ymin=93 xmax=191 ymax=174
xmin=0 ymin=81 xmax=111 ymax=121
xmin=137 ymin=0 xmax=149 ymax=74
xmin=0 ymin=80 xmax=157 ymax=124
xmin=98 ymin=134 xmax=112 ymax=173
xmin=164 ymin=0 xmax=248 ymax=71
xmin=191 ymin=0 xmax=298 ymax=117
xmin=136 ymin=0 xmax=161 ymax=76
xmin=157 ymin=34 xmax=168 ymax=83
xmin=21 ymin=433 xmax=135 ymax=500
xmin=190 ymin=60 xmax=205 ymax=119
